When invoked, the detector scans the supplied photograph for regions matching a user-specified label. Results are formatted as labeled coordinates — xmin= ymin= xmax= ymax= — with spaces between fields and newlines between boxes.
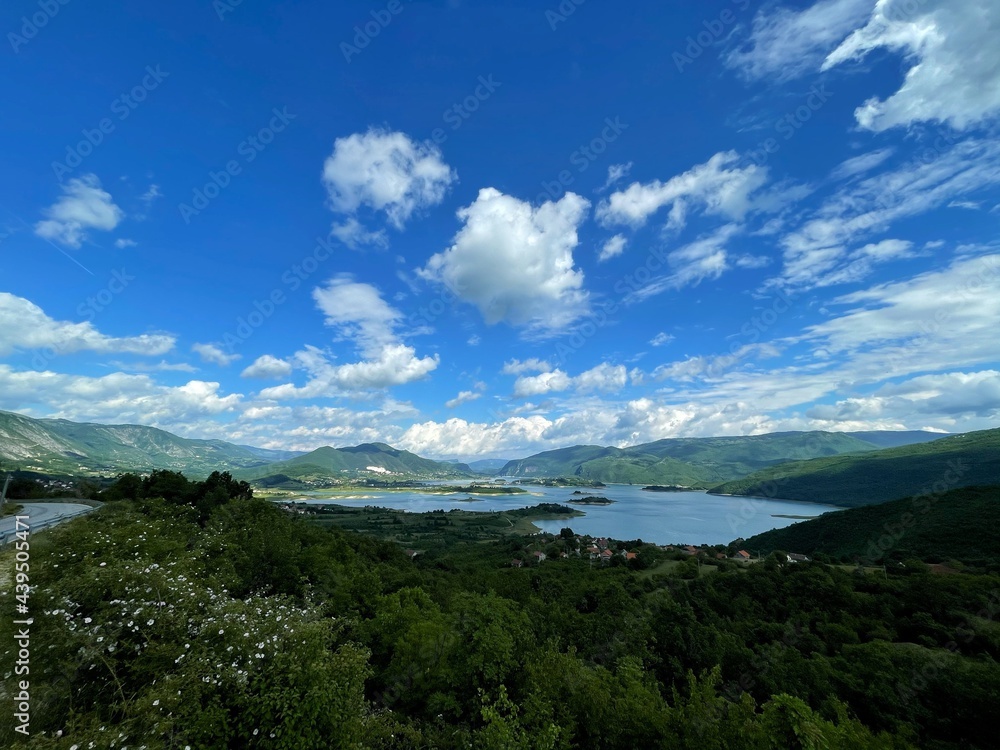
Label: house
xmin=786 ymin=553 xmax=811 ymax=563
xmin=683 ymin=545 xmax=700 ymax=556
xmin=715 ymin=552 xmax=727 ymax=560
xmin=600 ymin=549 xmax=614 ymax=562
xmin=532 ymin=551 xmax=547 ymax=563
xmin=732 ymin=550 xmax=752 ymax=561
xmin=585 ymin=545 xmax=600 ymax=557
xmin=404 ymin=549 xmax=422 ymax=560
xmin=624 ymin=551 xmax=638 ymax=561
xmin=510 ymin=559 xmax=523 ymax=568
xmin=596 ymin=538 xmax=609 ymax=550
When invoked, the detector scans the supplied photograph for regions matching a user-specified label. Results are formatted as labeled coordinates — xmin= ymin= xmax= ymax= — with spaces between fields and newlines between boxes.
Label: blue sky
xmin=2 ymin=0 xmax=999 ymax=458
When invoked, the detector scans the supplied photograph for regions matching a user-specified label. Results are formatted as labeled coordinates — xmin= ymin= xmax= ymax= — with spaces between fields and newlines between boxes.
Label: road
xmin=0 ymin=502 xmax=96 ymax=543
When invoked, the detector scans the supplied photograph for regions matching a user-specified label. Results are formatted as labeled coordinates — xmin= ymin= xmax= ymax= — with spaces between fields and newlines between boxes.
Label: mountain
xmin=234 ymin=443 xmax=475 ymax=482
xmin=0 ymin=410 xmax=281 ymax=476
xmin=499 ymin=431 xmax=887 ymax=486
xmin=844 ymin=430 xmax=946 ymax=448
xmin=741 ymin=485 xmax=1000 ymax=566
xmin=712 ymin=428 xmax=1000 ymax=507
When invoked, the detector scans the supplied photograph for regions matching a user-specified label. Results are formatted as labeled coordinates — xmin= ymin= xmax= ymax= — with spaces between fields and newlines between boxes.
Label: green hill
xmin=0 ymin=409 xmax=297 ymax=477
xmin=234 ymin=443 xmax=474 ymax=482
xmin=711 ymin=428 xmax=1000 ymax=507
xmin=500 ymin=431 xmax=893 ymax=486
xmin=742 ymin=485 xmax=1000 ymax=566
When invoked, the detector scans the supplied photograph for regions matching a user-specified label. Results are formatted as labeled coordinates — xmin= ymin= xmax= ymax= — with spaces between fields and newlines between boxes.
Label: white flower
xmin=153 ymin=699 xmax=159 ymax=706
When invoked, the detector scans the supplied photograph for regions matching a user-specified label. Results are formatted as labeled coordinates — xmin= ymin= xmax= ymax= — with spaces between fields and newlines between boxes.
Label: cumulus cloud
xmin=192 ymin=343 xmax=241 ymax=366
xmin=258 ymin=277 xmax=439 ymax=398
xmin=241 ymin=355 xmax=293 ymax=379
xmin=0 ymin=365 xmax=242 ymax=430
xmin=512 ymin=369 xmax=574 ymax=397
xmin=419 ymin=188 xmax=590 ymax=334
xmin=512 ymin=362 xmax=629 ymax=397
xmin=322 ymin=128 xmax=455 ymax=240
xmin=34 ymin=175 xmax=124 ymax=248
xmin=725 ymin=0 xmax=872 ymax=81
xmin=0 ymin=293 xmax=175 ymax=357
xmin=650 ymin=332 xmax=675 ymax=347
xmin=597 ymin=151 xmax=769 ymax=230
xmin=823 ymin=0 xmax=1000 ymax=131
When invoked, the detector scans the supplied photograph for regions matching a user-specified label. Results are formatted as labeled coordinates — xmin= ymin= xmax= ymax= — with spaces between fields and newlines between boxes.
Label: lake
xmin=284 ymin=482 xmax=841 ymax=546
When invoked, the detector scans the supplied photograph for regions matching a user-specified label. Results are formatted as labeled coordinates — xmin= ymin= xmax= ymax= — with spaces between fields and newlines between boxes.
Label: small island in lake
xmin=641 ymin=485 xmax=692 ymax=492
xmin=567 ymin=495 xmax=616 ymax=505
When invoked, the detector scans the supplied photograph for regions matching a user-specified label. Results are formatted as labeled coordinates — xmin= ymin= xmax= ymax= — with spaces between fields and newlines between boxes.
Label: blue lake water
xmin=285 ymin=482 xmax=841 ymax=546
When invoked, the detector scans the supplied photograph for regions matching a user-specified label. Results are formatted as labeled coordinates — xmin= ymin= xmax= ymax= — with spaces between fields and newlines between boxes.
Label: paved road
xmin=0 ymin=502 xmax=96 ymax=543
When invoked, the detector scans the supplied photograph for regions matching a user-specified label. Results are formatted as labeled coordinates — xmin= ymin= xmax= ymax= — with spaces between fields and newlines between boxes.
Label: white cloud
xmin=823 ymin=0 xmax=1000 ymax=131
xmin=502 ymin=358 xmax=552 ymax=375
xmin=652 ymin=344 xmax=781 ymax=383
xmin=192 ymin=343 xmax=241 ymax=367
xmin=725 ymin=0 xmax=873 ymax=81
xmin=330 ymin=218 xmax=389 ymax=250
xmin=597 ymin=151 xmax=769 ymax=230
xmin=322 ymin=128 xmax=455 ymax=231
xmin=734 ymin=254 xmax=772 ymax=269
xmin=34 ymin=174 xmax=124 ymax=248
xmin=259 ymin=277 xmax=439 ymax=398
xmin=574 ymin=362 xmax=629 ymax=393
xmin=650 ymin=332 xmax=675 ymax=347
xmin=0 ymin=366 xmax=242 ymax=431
xmin=830 ymin=148 xmax=895 ymax=181
xmin=114 ymin=238 xmax=137 ymax=249
xmin=512 ymin=362 xmax=629 ymax=397
xmin=109 ymin=360 xmax=197 ymax=373
xmin=445 ymin=390 xmax=482 ymax=408
xmin=512 ymin=369 xmax=573 ymax=397
xmin=600 ymin=162 xmax=633 ymax=191
xmin=777 ymin=137 xmax=1000 ymax=288
xmin=0 ymin=293 xmax=174 ymax=357
xmin=599 ymin=234 xmax=627 ymax=262
xmin=420 ymin=188 xmax=590 ymax=334
xmin=629 ymin=224 xmax=739 ymax=302
xmin=241 ymin=355 xmax=293 ymax=379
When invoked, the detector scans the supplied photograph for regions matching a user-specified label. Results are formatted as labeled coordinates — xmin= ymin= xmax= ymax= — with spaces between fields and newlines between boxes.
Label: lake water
xmin=284 ymin=482 xmax=841 ymax=546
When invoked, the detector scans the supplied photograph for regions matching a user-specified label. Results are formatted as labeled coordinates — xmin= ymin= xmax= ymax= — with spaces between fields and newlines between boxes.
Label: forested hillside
xmin=712 ymin=428 xmax=1000 ymax=506
xmin=500 ymin=431 xmax=888 ymax=486
xmin=3 ymin=476 xmax=999 ymax=748
xmin=743 ymin=485 xmax=1000 ymax=565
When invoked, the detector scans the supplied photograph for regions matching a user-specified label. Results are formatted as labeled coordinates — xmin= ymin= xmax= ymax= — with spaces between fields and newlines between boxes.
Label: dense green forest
xmin=3 ymin=473 xmax=999 ymax=748
xmin=744 ymin=486 xmax=1000 ymax=567
xmin=711 ymin=428 xmax=1000 ymax=506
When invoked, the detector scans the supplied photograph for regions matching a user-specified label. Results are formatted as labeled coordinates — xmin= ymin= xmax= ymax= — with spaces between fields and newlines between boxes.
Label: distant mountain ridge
xmin=498 ymin=431 xmax=945 ymax=487
xmin=711 ymin=428 xmax=1000 ymax=507
xmin=0 ymin=410 xmax=474 ymax=481
xmin=233 ymin=444 xmax=474 ymax=482
xmin=0 ymin=410 xmax=293 ymax=476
